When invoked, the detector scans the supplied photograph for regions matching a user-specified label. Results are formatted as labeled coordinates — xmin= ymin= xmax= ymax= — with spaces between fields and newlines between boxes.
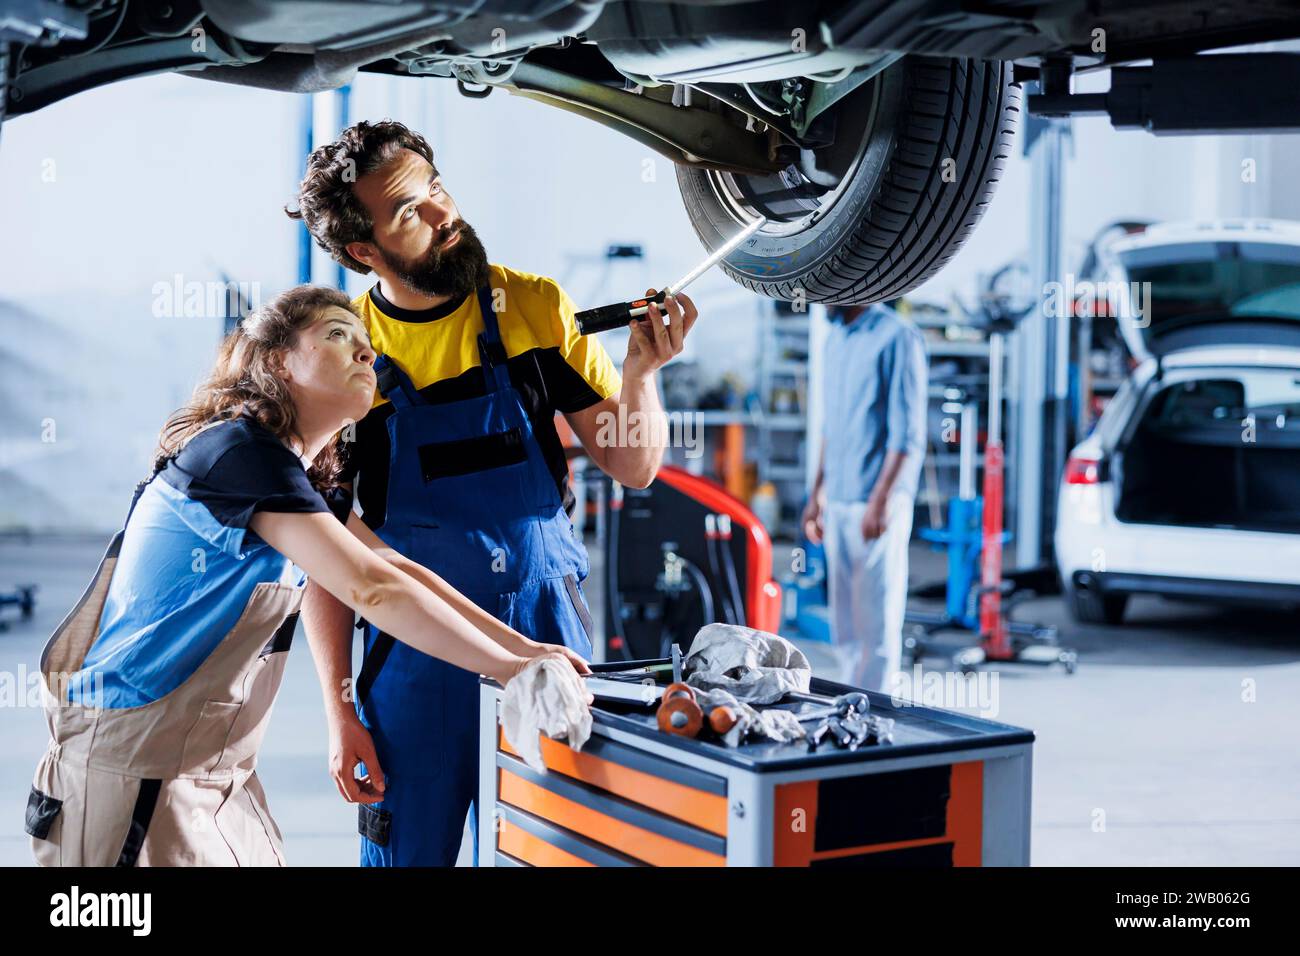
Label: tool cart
xmin=478 ymin=664 xmax=1034 ymax=867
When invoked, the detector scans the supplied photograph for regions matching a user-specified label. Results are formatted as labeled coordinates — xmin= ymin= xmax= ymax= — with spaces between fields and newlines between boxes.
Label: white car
xmin=1055 ymin=220 xmax=1300 ymax=624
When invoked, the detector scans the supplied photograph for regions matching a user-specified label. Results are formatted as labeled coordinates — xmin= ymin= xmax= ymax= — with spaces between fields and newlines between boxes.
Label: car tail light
xmin=1065 ymin=456 xmax=1102 ymax=485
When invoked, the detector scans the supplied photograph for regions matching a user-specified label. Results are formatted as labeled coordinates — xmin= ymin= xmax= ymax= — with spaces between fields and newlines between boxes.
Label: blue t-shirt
xmin=67 ymin=418 xmax=350 ymax=708
xmin=822 ymin=305 xmax=928 ymax=504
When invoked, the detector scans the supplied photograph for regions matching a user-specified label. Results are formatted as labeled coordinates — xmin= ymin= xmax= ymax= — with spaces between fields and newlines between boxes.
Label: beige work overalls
xmin=26 ymin=474 xmax=303 ymax=866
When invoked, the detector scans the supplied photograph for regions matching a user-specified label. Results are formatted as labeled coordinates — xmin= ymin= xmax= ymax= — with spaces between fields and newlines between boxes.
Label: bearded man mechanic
xmin=289 ymin=120 xmax=697 ymax=866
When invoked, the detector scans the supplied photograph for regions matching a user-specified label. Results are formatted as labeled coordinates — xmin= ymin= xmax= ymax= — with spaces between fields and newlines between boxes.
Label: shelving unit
xmin=657 ymin=302 xmax=812 ymax=538
xmin=752 ymin=303 xmax=813 ymax=535
xmin=913 ymin=321 xmax=994 ymax=528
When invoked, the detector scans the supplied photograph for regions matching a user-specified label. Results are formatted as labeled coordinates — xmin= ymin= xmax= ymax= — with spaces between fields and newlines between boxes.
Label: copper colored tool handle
xmin=707 ymin=706 xmax=738 ymax=735
xmin=657 ymin=683 xmax=703 ymax=737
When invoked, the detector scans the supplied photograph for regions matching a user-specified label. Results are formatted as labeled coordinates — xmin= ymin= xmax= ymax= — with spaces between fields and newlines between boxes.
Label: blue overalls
xmin=355 ymin=284 xmax=595 ymax=866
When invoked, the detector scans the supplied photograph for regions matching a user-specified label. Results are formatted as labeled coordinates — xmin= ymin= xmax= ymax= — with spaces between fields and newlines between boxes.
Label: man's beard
xmin=378 ymin=219 xmax=490 ymax=300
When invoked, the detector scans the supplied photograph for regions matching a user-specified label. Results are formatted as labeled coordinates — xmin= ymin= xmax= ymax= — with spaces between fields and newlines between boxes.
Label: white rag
xmin=683 ymin=623 xmax=812 ymax=704
xmin=689 ymin=687 xmax=808 ymax=748
xmin=500 ymin=657 xmax=593 ymax=773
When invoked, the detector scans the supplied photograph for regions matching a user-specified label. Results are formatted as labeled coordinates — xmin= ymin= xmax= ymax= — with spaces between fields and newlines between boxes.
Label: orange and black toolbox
xmin=478 ymin=668 xmax=1034 ymax=867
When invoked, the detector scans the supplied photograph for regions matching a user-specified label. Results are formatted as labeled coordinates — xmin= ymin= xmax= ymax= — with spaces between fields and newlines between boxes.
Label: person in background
xmin=802 ymin=301 xmax=928 ymax=693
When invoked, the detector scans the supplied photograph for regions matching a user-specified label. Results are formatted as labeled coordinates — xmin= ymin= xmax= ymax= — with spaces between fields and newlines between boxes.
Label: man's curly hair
xmin=286 ymin=119 xmax=436 ymax=274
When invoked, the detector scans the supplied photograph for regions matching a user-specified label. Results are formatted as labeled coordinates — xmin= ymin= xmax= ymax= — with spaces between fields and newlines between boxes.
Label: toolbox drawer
xmin=496 ymin=729 xmax=728 ymax=866
xmin=773 ymin=761 xmax=985 ymax=866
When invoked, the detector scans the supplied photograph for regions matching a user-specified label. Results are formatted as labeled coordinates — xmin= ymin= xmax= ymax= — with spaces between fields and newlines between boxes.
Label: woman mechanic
xmin=25 ymin=284 xmax=589 ymax=866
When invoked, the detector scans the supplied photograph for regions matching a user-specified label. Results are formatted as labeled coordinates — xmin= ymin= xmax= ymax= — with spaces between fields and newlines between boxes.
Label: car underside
xmin=7 ymin=1 xmax=1300 ymax=304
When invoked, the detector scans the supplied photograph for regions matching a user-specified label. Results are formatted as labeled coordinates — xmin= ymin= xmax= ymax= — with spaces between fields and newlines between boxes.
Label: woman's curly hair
xmin=157 ymin=285 xmax=357 ymax=491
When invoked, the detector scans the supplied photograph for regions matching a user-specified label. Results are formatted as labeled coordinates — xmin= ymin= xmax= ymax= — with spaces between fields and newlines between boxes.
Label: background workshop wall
xmin=4 ymin=62 xmax=1300 ymax=532
xmin=0 ymin=77 xmax=302 ymax=531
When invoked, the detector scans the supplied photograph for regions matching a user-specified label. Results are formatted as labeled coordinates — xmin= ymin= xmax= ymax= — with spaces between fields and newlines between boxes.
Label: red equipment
xmin=959 ymin=331 xmax=1075 ymax=673
xmin=602 ymin=465 xmax=781 ymax=661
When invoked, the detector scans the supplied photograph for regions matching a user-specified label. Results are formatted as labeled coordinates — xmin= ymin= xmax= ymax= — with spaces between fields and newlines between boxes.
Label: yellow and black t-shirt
xmin=342 ymin=263 xmax=621 ymax=526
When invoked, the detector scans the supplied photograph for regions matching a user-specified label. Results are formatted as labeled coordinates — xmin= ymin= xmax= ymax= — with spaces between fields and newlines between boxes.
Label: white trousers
xmin=822 ymin=494 xmax=914 ymax=692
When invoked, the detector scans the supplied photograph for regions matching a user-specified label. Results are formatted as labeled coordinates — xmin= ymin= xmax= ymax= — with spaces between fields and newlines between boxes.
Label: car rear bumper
xmin=1055 ymin=484 xmax=1300 ymax=589
xmin=1072 ymin=570 xmax=1300 ymax=607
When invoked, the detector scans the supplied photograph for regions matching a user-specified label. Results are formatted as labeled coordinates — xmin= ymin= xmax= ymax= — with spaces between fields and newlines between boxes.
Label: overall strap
xmin=123 ymin=414 xmax=231 ymax=530
xmin=373 ymin=354 xmax=424 ymax=410
xmin=123 ymin=455 xmax=171 ymax=531
xmin=475 ymin=284 xmax=513 ymax=393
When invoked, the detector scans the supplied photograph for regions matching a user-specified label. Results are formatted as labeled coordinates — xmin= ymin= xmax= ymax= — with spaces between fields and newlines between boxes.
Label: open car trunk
xmin=1115 ymin=369 xmax=1300 ymax=533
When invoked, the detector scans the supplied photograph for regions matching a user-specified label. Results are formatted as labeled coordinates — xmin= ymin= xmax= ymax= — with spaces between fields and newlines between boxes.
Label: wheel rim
xmin=701 ymin=76 xmax=884 ymax=241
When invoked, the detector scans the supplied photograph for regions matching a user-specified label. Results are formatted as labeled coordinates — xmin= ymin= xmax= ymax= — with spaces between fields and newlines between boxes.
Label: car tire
xmin=1069 ymin=587 xmax=1128 ymax=626
xmin=675 ymin=55 xmax=1019 ymax=303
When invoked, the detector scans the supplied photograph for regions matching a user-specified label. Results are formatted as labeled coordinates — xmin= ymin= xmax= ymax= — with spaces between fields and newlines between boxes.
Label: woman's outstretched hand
xmin=520 ymin=641 xmax=592 ymax=676
xmin=506 ymin=650 xmax=595 ymax=705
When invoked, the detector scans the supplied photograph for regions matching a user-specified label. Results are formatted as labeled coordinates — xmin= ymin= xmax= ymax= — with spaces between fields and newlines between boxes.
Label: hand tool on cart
xmin=782 ymin=690 xmax=895 ymax=749
xmin=786 ymin=691 xmax=870 ymax=723
xmin=658 ymin=683 xmax=703 ymax=735
xmin=584 ymin=656 xmax=678 ymax=702
xmin=821 ymin=716 xmax=854 ymax=748
xmin=845 ymin=714 xmax=896 ymax=747
xmin=805 ymin=719 xmax=834 ymax=749
xmin=806 ymin=712 xmax=895 ymax=750
xmin=575 ymin=217 xmax=766 ymax=335
xmin=656 ymin=682 xmax=739 ymax=738
xmin=592 ymin=665 xmax=674 ymax=679
xmin=656 ymin=643 xmax=739 ymax=738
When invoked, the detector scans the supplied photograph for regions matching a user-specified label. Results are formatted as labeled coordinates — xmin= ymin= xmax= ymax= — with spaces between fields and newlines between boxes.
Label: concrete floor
xmin=1 ymin=532 xmax=1297 ymax=866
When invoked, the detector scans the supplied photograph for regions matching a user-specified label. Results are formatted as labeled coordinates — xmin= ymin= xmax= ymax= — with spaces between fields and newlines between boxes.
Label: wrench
xmin=792 ymin=692 xmax=871 ymax=724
